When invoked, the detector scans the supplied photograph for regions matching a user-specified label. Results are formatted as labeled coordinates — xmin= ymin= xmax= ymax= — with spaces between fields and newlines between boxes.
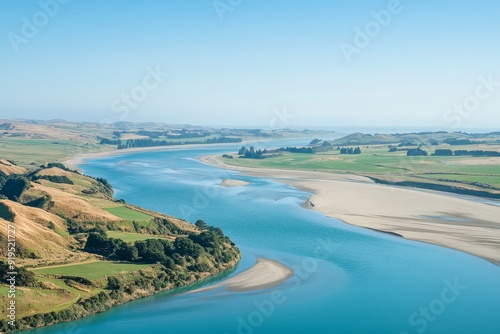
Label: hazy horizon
xmin=3 ymin=117 xmax=500 ymax=135
xmin=1 ymin=1 xmax=499 ymax=130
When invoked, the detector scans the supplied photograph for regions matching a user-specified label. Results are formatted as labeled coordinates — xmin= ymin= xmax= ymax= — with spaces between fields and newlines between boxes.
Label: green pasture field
xmin=223 ymin=144 xmax=500 ymax=190
xmin=103 ymin=206 xmax=153 ymax=221
xmin=32 ymin=261 xmax=151 ymax=280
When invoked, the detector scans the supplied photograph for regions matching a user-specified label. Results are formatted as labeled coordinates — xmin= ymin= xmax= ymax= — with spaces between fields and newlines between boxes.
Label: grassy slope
xmin=0 ymin=167 xmax=234 ymax=326
xmin=0 ymin=135 xmax=241 ymax=329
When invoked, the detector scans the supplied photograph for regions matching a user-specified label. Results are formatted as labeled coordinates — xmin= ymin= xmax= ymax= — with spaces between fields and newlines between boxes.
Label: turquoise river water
xmin=24 ymin=139 xmax=500 ymax=334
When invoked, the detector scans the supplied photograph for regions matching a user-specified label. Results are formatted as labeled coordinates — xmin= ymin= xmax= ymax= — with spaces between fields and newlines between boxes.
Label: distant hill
xmin=324 ymin=131 xmax=500 ymax=146
xmin=0 ymin=121 xmax=76 ymax=140
xmin=330 ymin=132 xmax=398 ymax=146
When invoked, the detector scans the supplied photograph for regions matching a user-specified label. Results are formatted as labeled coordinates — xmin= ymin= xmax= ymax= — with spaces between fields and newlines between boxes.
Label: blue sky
xmin=0 ymin=0 xmax=499 ymax=130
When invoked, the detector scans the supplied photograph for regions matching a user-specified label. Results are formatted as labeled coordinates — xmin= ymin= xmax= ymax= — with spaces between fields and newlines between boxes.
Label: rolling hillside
xmin=0 ymin=160 xmax=240 ymax=332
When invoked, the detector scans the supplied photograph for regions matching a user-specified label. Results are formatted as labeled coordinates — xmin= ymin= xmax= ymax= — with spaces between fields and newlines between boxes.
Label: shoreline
xmin=198 ymin=154 xmax=500 ymax=264
xmin=61 ymin=147 xmax=295 ymax=300
xmin=191 ymin=258 xmax=293 ymax=293
xmin=5 ymin=257 xmax=241 ymax=332
xmin=64 ymin=142 xmax=237 ymax=170
xmin=63 ymin=147 xmax=500 ymax=264
xmin=63 ymin=136 xmax=313 ymax=170
xmin=2 ymin=145 xmax=246 ymax=332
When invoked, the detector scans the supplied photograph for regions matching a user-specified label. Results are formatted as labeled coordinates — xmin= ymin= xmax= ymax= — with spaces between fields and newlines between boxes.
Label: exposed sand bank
xmin=192 ymin=258 xmax=293 ymax=293
xmin=199 ymin=155 xmax=500 ymax=264
xmin=221 ymin=179 xmax=250 ymax=187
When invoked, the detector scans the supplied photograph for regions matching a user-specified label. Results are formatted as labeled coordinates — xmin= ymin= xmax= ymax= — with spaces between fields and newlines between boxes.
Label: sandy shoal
xmin=199 ymin=155 xmax=500 ymax=264
xmin=192 ymin=258 xmax=293 ymax=293
xmin=221 ymin=179 xmax=250 ymax=187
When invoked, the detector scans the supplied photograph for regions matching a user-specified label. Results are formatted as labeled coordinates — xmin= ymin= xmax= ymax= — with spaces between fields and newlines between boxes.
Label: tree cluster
xmin=84 ymin=225 xmax=237 ymax=269
xmin=453 ymin=150 xmax=500 ymax=157
xmin=406 ymin=148 xmax=428 ymax=156
xmin=0 ymin=170 xmax=8 ymax=189
xmin=238 ymin=145 xmax=319 ymax=159
xmin=238 ymin=146 xmax=264 ymax=159
xmin=117 ymin=137 xmax=241 ymax=149
xmin=136 ymin=129 xmax=211 ymax=139
xmin=340 ymin=147 xmax=361 ymax=154
xmin=0 ymin=175 xmax=31 ymax=201
xmin=0 ymin=261 xmax=38 ymax=287
xmin=99 ymin=138 xmax=122 ymax=145
xmin=278 ymin=146 xmax=315 ymax=154
xmin=443 ymin=139 xmax=473 ymax=145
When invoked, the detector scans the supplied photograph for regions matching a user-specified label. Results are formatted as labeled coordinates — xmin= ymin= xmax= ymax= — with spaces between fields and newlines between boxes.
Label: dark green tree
xmin=116 ymin=243 xmax=139 ymax=261
xmin=195 ymin=219 xmax=208 ymax=230
xmin=174 ymin=237 xmax=203 ymax=257
xmin=0 ymin=176 xmax=31 ymax=201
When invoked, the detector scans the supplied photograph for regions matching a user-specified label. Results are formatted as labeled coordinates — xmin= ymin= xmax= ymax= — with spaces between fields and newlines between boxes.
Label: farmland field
xmin=222 ymin=144 xmax=500 ymax=193
xmin=0 ymin=138 xmax=107 ymax=168
xmin=32 ymin=261 xmax=151 ymax=280
xmin=103 ymin=206 xmax=153 ymax=221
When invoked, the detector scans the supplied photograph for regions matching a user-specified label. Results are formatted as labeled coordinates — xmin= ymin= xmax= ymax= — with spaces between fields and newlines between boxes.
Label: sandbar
xmin=199 ymin=154 xmax=500 ymax=264
xmin=221 ymin=179 xmax=250 ymax=187
xmin=192 ymin=258 xmax=293 ymax=293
